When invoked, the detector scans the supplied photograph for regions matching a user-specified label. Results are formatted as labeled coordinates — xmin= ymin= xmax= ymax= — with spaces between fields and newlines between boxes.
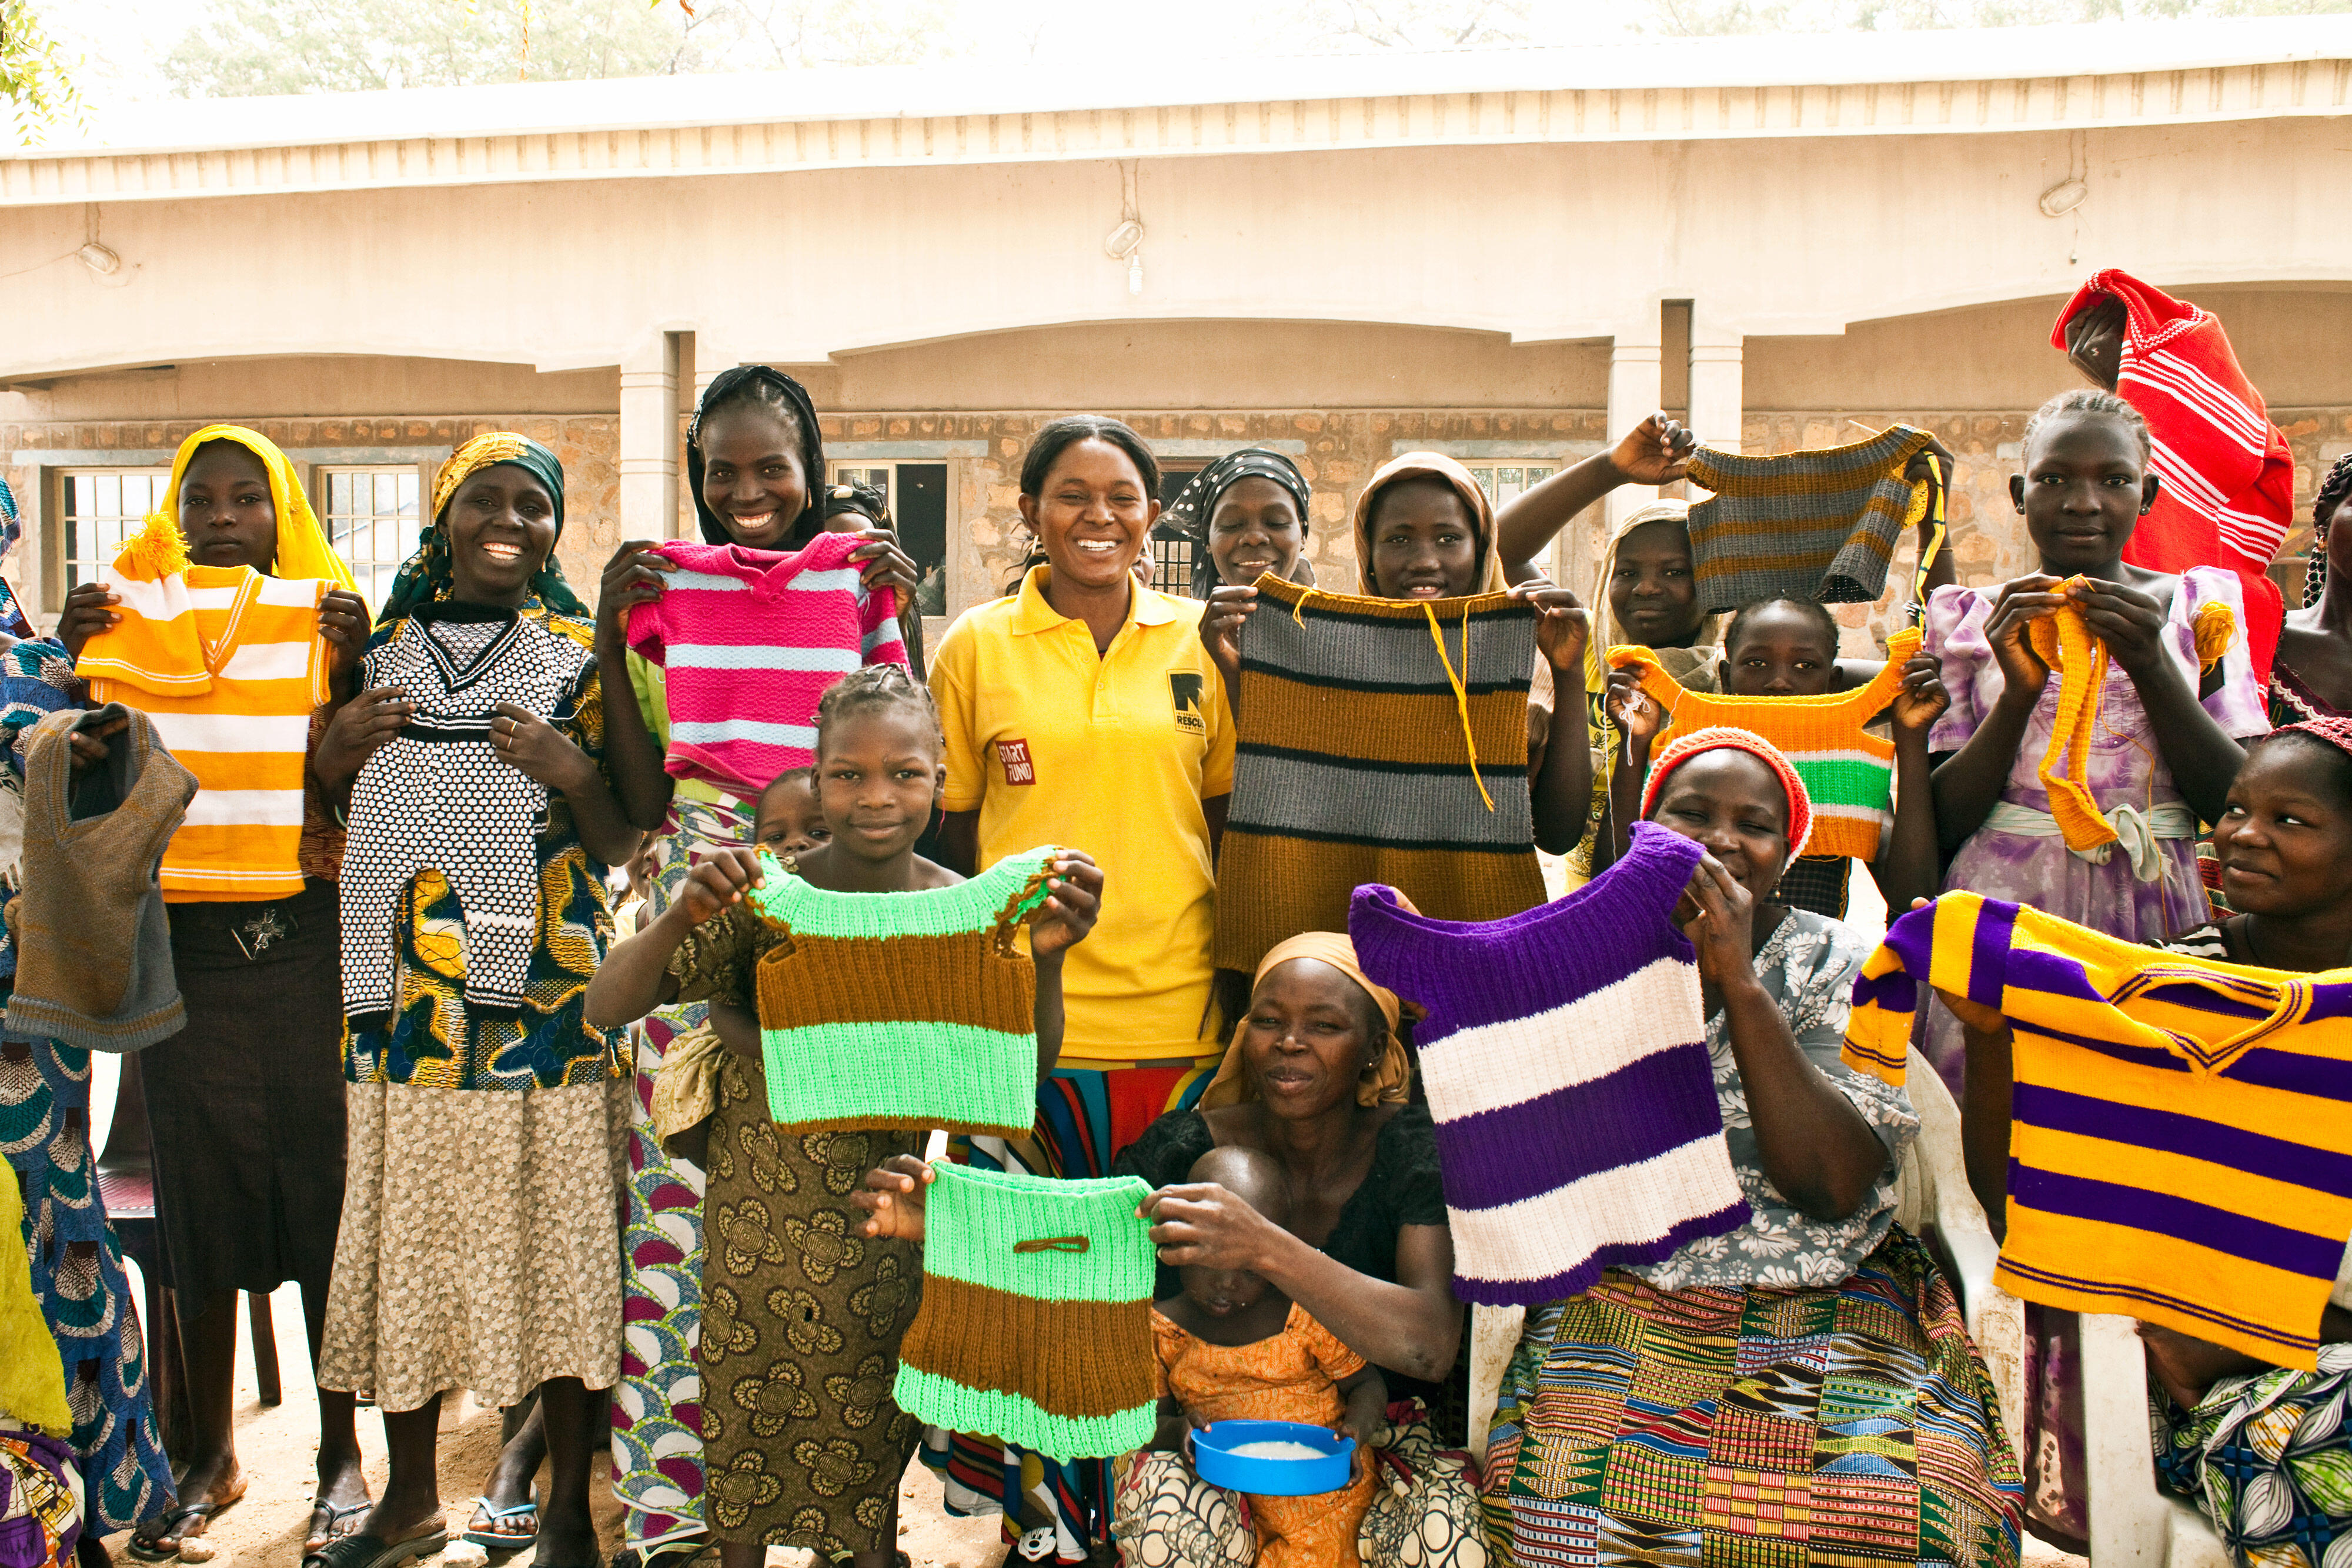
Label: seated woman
xmin=854 ymin=931 xmax=1485 ymax=1568
xmin=1954 ymin=718 xmax=2352 ymax=1567
xmin=1482 ymin=728 xmax=2023 ymax=1568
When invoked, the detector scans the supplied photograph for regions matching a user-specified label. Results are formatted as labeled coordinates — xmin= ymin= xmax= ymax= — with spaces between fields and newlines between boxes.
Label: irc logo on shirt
xmin=1170 ymin=672 xmax=1206 ymax=734
xmin=997 ymin=738 xmax=1036 ymax=785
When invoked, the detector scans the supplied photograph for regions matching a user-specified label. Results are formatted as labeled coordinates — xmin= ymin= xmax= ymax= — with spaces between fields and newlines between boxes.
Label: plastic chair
xmin=1466 ymin=1046 xmax=2016 ymax=1469
xmin=2079 ymin=1313 xmax=2234 ymax=1568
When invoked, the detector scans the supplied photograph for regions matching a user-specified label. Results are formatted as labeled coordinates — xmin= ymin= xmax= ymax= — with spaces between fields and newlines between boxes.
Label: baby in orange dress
xmin=1149 ymin=1146 xmax=1386 ymax=1568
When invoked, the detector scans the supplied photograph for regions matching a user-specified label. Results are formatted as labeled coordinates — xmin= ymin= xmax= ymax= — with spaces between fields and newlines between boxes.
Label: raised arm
xmin=1517 ymin=583 xmax=1594 ymax=854
xmin=582 ymin=848 xmax=763 ymax=1028
xmin=1495 ymin=414 xmax=1695 ymax=582
xmin=1685 ymin=857 xmax=1886 ymax=1219
xmin=1867 ymin=652 xmax=1948 ymax=910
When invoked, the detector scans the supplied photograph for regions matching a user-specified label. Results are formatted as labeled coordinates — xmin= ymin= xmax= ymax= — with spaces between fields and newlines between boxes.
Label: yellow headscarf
xmin=1198 ymin=930 xmax=1423 ymax=1111
xmin=137 ymin=425 xmax=358 ymax=591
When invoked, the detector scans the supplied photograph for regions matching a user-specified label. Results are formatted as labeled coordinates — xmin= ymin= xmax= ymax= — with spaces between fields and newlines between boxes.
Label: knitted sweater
xmin=1349 ymin=823 xmax=1748 ymax=1305
xmin=1844 ymin=893 xmax=2352 ymax=1368
xmin=1685 ymin=426 xmax=1935 ymax=613
xmin=78 ymin=559 xmax=335 ymax=902
xmin=3 ymin=705 xmax=197 ymax=1052
xmin=748 ymin=844 xmax=1063 ymax=1138
xmin=1608 ymin=626 xmax=1924 ymax=863
xmin=1215 ymin=574 xmax=1546 ymax=974
xmin=893 ymin=1161 xmax=1157 ymax=1459
xmin=624 ymin=533 xmax=906 ymax=798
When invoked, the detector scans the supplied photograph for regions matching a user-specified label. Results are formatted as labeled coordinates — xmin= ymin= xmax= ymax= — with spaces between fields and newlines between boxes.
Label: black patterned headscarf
xmin=2307 ymin=453 xmax=2352 ymax=608
xmin=687 ymin=366 xmax=828 ymax=548
xmin=1162 ymin=448 xmax=1314 ymax=596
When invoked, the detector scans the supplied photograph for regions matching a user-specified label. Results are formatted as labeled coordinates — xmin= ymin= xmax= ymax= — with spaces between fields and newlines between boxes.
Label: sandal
xmin=128 ymin=1482 xmax=249 ymax=1562
xmin=302 ymin=1525 xmax=449 ymax=1568
xmin=306 ymin=1502 xmax=373 ymax=1555
xmin=463 ymin=1495 xmax=539 ymax=1551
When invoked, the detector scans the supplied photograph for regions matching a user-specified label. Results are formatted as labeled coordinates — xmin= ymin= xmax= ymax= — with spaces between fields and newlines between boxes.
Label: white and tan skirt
xmin=319 ymin=1076 xmax=630 ymax=1412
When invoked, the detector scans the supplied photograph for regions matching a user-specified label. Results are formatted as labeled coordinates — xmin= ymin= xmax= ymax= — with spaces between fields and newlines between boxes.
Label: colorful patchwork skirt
xmin=612 ymin=795 xmax=751 ymax=1554
xmin=1482 ymin=1228 xmax=2022 ymax=1567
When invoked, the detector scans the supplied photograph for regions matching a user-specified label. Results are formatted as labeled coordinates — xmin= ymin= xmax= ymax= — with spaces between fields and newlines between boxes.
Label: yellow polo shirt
xmin=932 ymin=566 xmax=1234 ymax=1062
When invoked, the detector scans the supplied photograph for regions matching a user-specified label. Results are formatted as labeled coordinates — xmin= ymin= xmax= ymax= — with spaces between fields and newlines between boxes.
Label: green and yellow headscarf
xmin=378 ymin=432 xmax=586 ymax=625
xmin=127 ymin=424 xmax=359 ymax=590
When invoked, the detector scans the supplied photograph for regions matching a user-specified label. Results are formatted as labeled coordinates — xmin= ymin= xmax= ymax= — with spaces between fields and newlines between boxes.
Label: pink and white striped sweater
xmin=625 ymin=533 xmax=906 ymax=798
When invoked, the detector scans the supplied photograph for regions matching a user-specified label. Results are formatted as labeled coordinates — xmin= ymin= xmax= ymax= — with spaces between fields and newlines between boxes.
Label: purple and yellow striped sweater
xmin=1845 ymin=893 xmax=2352 ymax=1369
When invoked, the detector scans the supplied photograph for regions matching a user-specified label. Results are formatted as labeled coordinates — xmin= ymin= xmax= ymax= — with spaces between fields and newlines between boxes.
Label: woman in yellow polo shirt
xmin=928 ymin=413 xmax=1232 ymax=1561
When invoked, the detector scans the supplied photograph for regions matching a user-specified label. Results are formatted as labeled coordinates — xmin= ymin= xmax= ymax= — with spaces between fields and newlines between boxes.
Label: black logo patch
xmin=1170 ymin=672 xmax=1206 ymax=732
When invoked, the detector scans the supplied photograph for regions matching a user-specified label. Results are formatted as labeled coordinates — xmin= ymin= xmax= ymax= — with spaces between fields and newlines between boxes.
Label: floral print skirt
xmin=695 ymin=1050 xmax=924 ymax=1553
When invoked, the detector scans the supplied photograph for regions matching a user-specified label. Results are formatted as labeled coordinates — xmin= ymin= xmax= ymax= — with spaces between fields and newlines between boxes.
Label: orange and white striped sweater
xmin=78 ymin=561 xmax=333 ymax=903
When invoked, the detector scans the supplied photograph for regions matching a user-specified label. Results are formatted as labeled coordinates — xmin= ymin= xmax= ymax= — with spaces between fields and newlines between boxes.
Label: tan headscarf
xmin=1349 ymin=451 xmax=1510 ymax=598
xmin=1198 ymin=930 xmax=1422 ymax=1111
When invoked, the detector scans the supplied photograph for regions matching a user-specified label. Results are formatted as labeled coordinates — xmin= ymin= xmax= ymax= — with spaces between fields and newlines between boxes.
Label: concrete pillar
xmin=1687 ymin=309 xmax=1745 ymax=457
xmin=1604 ymin=327 xmax=1664 ymax=537
xmin=620 ymin=332 xmax=681 ymax=543
xmin=691 ymin=332 xmax=743 ymax=409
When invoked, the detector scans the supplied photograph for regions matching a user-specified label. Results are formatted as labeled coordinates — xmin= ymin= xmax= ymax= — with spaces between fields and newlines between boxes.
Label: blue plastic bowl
xmin=1192 ymin=1420 xmax=1355 ymax=1496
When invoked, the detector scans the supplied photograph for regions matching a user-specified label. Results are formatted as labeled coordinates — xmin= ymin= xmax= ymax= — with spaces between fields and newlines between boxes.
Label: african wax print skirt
xmin=1483 ymin=1227 xmax=2023 ymax=1567
xmin=142 ymin=881 xmax=346 ymax=1305
xmin=925 ymin=1056 xmax=1218 ymax=1563
xmin=2155 ymin=1343 xmax=2352 ymax=1568
xmin=318 ymin=1076 xmax=629 ymax=1412
xmin=613 ymin=795 xmax=751 ymax=1553
xmin=0 ymin=1041 xmax=172 ymax=1539
xmin=696 ymin=1050 xmax=923 ymax=1552
xmin=0 ymin=1426 xmax=79 ymax=1568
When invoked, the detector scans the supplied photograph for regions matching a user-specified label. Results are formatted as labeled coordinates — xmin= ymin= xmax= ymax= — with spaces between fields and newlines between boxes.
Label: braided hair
xmin=813 ymin=663 xmax=941 ymax=757
xmin=2023 ymin=386 xmax=2151 ymax=464
xmin=2306 ymin=453 xmax=2352 ymax=608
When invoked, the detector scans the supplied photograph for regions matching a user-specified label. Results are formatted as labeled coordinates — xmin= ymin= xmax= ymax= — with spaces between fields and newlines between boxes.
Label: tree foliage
xmin=2 ymin=0 xmax=84 ymax=144
xmin=160 ymin=0 xmax=957 ymax=96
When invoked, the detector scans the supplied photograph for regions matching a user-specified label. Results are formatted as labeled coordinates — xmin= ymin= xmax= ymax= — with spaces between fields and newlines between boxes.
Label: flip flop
xmin=128 ymin=1482 xmax=249 ymax=1562
xmin=303 ymin=1526 xmax=449 ymax=1568
xmin=463 ymin=1496 xmax=540 ymax=1551
xmin=306 ymin=1502 xmax=373 ymax=1554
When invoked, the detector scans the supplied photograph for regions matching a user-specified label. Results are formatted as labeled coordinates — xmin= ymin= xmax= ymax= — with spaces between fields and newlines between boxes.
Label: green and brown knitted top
xmin=667 ymin=845 xmax=1063 ymax=1138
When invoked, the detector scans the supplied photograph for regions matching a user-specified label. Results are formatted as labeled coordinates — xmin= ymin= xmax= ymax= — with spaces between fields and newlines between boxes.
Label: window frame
xmin=47 ymin=466 xmax=175 ymax=609
xmin=313 ymin=462 xmax=431 ymax=611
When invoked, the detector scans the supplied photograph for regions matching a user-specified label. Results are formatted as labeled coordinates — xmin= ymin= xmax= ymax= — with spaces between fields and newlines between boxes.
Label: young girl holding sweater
xmin=583 ymin=666 xmax=1101 ymax=1568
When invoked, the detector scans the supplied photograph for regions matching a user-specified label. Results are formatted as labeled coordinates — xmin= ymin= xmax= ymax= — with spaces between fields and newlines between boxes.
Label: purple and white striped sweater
xmin=1349 ymin=823 xmax=1749 ymax=1305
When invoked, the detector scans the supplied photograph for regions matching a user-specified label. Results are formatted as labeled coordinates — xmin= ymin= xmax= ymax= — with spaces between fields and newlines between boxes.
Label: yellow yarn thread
xmin=2191 ymin=600 xmax=2237 ymax=673
xmin=1423 ymin=601 xmax=1494 ymax=811
xmin=2026 ymin=580 xmax=2116 ymax=853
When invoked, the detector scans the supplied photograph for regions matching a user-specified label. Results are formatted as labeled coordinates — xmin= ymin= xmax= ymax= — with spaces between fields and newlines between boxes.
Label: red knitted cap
xmin=2270 ymin=716 xmax=2352 ymax=767
xmin=1639 ymin=725 xmax=1814 ymax=861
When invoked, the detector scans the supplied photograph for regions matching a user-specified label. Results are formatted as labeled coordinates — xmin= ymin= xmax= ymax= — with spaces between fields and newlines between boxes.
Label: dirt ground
xmin=137 ymin=1281 xmax=1008 ymax=1568
xmin=131 ymin=1279 xmax=2082 ymax=1568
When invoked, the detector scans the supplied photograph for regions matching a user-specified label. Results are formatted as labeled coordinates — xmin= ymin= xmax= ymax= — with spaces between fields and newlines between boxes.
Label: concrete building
xmin=4 ymin=16 xmax=2350 ymax=647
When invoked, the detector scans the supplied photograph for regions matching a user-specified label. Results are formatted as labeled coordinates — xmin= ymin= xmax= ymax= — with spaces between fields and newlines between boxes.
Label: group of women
xmin=1 ymin=337 xmax=2346 ymax=1568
